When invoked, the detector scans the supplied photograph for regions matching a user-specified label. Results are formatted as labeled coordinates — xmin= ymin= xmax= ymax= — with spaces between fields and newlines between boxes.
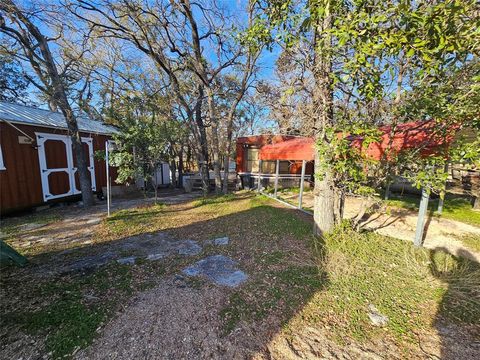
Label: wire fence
xmin=242 ymin=160 xmax=315 ymax=213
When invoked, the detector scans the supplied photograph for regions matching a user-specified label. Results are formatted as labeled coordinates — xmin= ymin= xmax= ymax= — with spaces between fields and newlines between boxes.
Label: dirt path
xmin=3 ymin=192 xmax=201 ymax=260
xmin=280 ymin=194 xmax=480 ymax=263
xmin=75 ymin=277 xmax=232 ymax=359
xmin=344 ymin=197 xmax=480 ymax=263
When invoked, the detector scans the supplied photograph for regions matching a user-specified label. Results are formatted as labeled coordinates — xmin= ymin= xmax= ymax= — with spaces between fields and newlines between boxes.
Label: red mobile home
xmin=235 ymin=121 xmax=458 ymax=189
xmin=0 ymin=101 xmax=118 ymax=214
xmin=236 ymin=135 xmax=315 ymax=174
xmin=235 ymin=134 xmax=315 ymax=189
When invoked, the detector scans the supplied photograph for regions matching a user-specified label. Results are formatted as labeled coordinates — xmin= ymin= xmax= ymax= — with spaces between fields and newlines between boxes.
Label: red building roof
xmin=259 ymin=137 xmax=315 ymax=161
xmin=257 ymin=121 xmax=456 ymax=161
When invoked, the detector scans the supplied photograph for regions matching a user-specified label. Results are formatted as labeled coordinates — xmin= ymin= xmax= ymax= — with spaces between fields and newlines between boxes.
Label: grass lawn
xmin=1 ymin=192 xmax=479 ymax=358
xmin=385 ymin=192 xmax=480 ymax=227
xmin=454 ymin=234 xmax=480 ymax=253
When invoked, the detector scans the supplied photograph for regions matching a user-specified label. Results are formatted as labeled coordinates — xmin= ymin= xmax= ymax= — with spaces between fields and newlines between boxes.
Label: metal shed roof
xmin=0 ymin=101 xmax=118 ymax=135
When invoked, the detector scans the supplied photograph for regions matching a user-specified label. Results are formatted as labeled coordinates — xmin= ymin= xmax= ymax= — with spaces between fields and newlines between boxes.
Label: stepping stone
xmin=205 ymin=236 xmax=229 ymax=246
xmin=213 ymin=237 xmax=229 ymax=246
xmin=86 ymin=218 xmax=102 ymax=225
xmin=182 ymin=255 xmax=247 ymax=287
xmin=117 ymin=257 xmax=136 ymax=265
xmin=368 ymin=304 xmax=389 ymax=326
xmin=176 ymin=240 xmax=202 ymax=256
xmin=146 ymin=253 xmax=166 ymax=261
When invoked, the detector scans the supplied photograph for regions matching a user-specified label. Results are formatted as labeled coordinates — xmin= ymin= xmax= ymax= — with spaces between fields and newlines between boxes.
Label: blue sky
xmin=2 ymin=0 xmax=281 ymax=130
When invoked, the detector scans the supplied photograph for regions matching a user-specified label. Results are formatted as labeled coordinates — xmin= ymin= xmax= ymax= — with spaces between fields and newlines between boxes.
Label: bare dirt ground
xmin=281 ymin=192 xmax=480 ymax=263
xmin=76 ymin=277 xmax=401 ymax=360
xmin=2 ymin=191 xmax=201 ymax=259
xmin=1 ymin=191 xmax=479 ymax=360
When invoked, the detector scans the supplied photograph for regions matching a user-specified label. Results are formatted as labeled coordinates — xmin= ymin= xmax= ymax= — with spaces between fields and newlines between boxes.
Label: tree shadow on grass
xmin=3 ymin=194 xmax=479 ymax=359
xmin=0 ymin=202 xmax=329 ymax=359
xmin=429 ymin=247 xmax=480 ymax=359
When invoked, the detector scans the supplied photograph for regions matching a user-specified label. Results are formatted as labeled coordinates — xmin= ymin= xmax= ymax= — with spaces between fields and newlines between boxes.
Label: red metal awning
xmin=259 ymin=137 xmax=315 ymax=161
xmin=258 ymin=121 xmax=456 ymax=162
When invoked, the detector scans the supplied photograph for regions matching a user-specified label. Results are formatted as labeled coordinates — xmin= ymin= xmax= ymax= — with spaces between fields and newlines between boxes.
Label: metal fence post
xmin=384 ymin=181 xmax=391 ymax=200
xmin=437 ymin=162 xmax=449 ymax=215
xmin=437 ymin=192 xmax=445 ymax=215
xmin=274 ymin=159 xmax=280 ymax=198
xmin=105 ymin=140 xmax=111 ymax=217
xmin=298 ymin=160 xmax=306 ymax=209
xmin=257 ymin=160 xmax=263 ymax=193
xmin=414 ymin=187 xmax=430 ymax=246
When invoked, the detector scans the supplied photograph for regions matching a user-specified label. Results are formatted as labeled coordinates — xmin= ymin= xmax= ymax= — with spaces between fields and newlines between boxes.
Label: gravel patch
xmin=75 ymin=278 xmax=246 ymax=360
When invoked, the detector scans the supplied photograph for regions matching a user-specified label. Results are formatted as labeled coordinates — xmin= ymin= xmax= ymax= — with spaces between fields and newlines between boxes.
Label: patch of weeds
xmin=251 ymin=204 xmax=311 ymax=239
xmin=193 ymin=194 xmax=236 ymax=207
xmin=104 ymin=203 xmax=164 ymax=236
xmin=220 ymin=293 xmax=253 ymax=333
xmin=453 ymin=233 xmax=480 ymax=253
xmin=299 ymin=223 xmax=480 ymax=346
xmin=258 ymin=250 xmax=285 ymax=265
xmin=220 ymin=265 xmax=325 ymax=334
xmin=257 ymin=206 xmax=312 ymax=239
xmin=9 ymin=263 xmax=134 ymax=359
xmin=24 ymin=298 xmax=105 ymax=358
xmin=428 ymin=249 xmax=480 ymax=324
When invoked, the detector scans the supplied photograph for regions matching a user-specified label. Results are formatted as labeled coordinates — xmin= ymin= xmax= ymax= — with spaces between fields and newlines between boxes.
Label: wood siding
xmin=0 ymin=122 xmax=117 ymax=214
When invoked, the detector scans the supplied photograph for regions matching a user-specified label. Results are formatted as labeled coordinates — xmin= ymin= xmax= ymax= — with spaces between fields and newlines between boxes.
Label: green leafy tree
xmin=253 ymin=0 xmax=478 ymax=235
xmin=105 ymin=94 xmax=184 ymax=201
xmin=401 ymin=59 xmax=480 ymax=208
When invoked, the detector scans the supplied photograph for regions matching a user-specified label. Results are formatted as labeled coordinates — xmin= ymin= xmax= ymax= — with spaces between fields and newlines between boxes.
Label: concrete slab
xmin=117 ymin=257 xmax=136 ymax=265
xmin=176 ymin=240 xmax=202 ymax=256
xmin=206 ymin=237 xmax=229 ymax=246
xmin=183 ymin=255 xmax=247 ymax=287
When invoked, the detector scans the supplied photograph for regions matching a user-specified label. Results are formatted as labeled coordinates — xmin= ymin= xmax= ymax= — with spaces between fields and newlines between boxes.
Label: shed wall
xmin=0 ymin=122 xmax=117 ymax=214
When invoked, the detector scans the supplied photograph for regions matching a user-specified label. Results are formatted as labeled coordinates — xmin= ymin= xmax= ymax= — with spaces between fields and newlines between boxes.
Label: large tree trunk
xmin=52 ymin=77 xmax=94 ymax=208
xmin=170 ymin=160 xmax=177 ymax=189
xmin=222 ymin=108 xmax=236 ymax=194
xmin=178 ymin=148 xmax=184 ymax=189
xmin=222 ymin=154 xmax=231 ymax=194
xmin=206 ymin=88 xmax=222 ymax=194
xmin=1 ymin=0 xmax=94 ymax=207
xmin=313 ymin=167 xmax=338 ymax=236
xmin=194 ymin=86 xmax=210 ymax=195
xmin=312 ymin=2 xmax=339 ymax=236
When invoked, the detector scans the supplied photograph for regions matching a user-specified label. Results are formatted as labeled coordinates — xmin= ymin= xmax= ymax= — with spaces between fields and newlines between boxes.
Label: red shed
xmin=0 ymin=101 xmax=119 ymax=214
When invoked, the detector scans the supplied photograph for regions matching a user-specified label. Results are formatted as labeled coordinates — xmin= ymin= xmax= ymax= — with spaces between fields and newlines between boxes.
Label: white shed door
xmin=36 ymin=133 xmax=96 ymax=201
